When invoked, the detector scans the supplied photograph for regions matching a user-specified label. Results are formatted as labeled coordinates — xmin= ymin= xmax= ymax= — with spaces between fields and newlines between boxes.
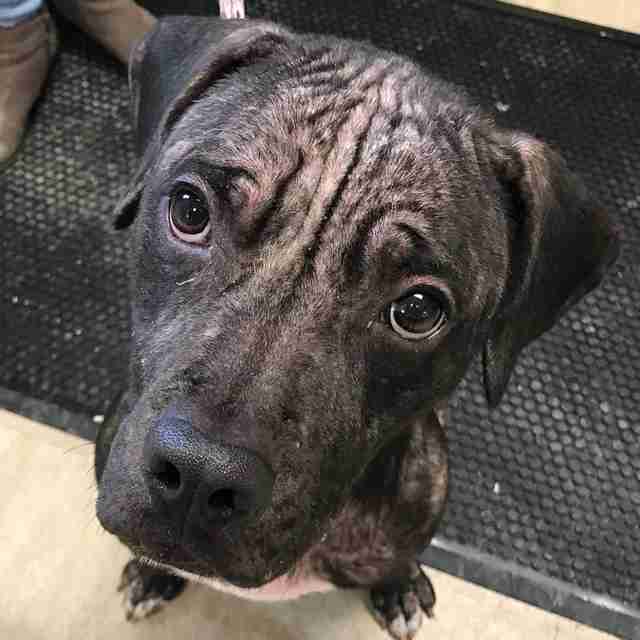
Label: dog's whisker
xmin=63 ymin=442 xmax=94 ymax=455
xmin=81 ymin=493 xmax=97 ymax=510
xmin=83 ymin=513 xmax=102 ymax=534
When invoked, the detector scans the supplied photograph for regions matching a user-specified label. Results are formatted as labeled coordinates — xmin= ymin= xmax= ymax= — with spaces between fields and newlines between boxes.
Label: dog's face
xmin=96 ymin=17 xmax=619 ymax=588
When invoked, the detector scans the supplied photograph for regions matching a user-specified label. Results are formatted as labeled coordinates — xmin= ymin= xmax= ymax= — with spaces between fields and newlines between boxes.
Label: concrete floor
xmin=2 ymin=2 xmax=637 ymax=639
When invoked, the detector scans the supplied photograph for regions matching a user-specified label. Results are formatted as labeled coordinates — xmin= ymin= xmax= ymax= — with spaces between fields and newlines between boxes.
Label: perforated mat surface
xmin=1 ymin=1 xmax=639 ymax=636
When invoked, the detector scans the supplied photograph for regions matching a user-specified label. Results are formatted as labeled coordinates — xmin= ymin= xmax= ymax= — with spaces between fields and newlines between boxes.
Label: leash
xmin=218 ymin=0 xmax=245 ymax=19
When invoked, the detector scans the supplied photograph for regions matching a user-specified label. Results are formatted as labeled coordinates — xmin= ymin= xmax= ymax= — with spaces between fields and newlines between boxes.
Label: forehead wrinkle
xmin=331 ymin=138 xmax=500 ymax=304
xmin=233 ymin=146 xmax=304 ymax=237
xmin=345 ymin=209 xmax=492 ymax=316
xmin=256 ymin=94 xmax=380 ymax=283
xmin=156 ymin=139 xmax=198 ymax=174
xmin=302 ymin=74 xmax=430 ymax=264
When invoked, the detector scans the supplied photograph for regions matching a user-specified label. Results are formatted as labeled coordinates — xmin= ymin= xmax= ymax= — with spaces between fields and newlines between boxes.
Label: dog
xmin=94 ymin=15 xmax=620 ymax=639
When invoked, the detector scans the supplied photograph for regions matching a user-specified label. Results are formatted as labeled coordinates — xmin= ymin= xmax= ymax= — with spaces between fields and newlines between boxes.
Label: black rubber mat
xmin=1 ymin=1 xmax=639 ymax=637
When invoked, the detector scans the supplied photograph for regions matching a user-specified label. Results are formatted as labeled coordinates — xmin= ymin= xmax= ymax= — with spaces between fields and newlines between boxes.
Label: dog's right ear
xmin=481 ymin=131 xmax=620 ymax=407
xmin=114 ymin=16 xmax=293 ymax=228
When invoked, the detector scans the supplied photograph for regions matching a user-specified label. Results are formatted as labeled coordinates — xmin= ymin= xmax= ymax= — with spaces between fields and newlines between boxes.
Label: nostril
xmin=207 ymin=488 xmax=237 ymax=521
xmin=153 ymin=460 xmax=181 ymax=492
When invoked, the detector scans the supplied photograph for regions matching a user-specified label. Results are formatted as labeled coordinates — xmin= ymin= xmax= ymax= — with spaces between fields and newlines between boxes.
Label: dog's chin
xmin=140 ymin=556 xmax=335 ymax=602
xmin=124 ymin=543 xmax=261 ymax=587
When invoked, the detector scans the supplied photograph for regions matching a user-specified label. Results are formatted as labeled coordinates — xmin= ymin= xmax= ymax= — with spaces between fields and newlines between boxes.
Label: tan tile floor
xmin=504 ymin=0 xmax=640 ymax=34
xmin=3 ymin=2 xmax=637 ymax=639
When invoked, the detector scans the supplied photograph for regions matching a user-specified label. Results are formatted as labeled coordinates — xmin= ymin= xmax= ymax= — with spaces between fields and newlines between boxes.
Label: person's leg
xmin=0 ymin=0 xmax=154 ymax=166
xmin=0 ymin=3 xmax=56 ymax=166
xmin=52 ymin=0 xmax=155 ymax=65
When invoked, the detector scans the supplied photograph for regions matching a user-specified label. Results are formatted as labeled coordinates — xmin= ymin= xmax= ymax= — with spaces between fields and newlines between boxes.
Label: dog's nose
xmin=143 ymin=410 xmax=273 ymax=529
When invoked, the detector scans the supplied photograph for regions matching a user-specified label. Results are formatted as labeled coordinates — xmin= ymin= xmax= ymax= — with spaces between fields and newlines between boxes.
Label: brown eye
xmin=169 ymin=186 xmax=210 ymax=243
xmin=388 ymin=289 xmax=446 ymax=340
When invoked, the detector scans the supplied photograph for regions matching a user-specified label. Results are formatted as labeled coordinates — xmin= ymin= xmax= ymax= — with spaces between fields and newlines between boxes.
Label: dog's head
xmin=96 ymin=17 xmax=619 ymax=587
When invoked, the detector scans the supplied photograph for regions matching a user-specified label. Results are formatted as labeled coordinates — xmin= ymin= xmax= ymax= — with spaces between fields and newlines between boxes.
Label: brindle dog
xmin=95 ymin=16 xmax=619 ymax=639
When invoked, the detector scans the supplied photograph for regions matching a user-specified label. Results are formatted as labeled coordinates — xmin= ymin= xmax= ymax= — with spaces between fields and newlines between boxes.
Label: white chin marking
xmin=406 ymin=608 xmax=423 ymax=636
xmin=389 ymin=614 xmax=408 ymax=640
xmin=141 ymin=557 xmax=334 ymax=603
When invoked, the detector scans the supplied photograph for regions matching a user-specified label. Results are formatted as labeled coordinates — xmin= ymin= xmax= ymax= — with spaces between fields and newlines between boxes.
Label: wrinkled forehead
xmin=164 ymin=45 xmax=473 ymax=182
xmin=160 ymin=53 xmax=500 ymax=309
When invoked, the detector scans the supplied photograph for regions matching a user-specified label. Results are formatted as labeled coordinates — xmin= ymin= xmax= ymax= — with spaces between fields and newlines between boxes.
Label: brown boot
xmin=51 ymin=0 xmax=156 ymax=65
xmin=0 ymin=10 xmax=57 ymax=168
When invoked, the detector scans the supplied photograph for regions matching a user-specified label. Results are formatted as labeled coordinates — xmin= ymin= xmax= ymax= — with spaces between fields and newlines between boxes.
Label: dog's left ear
xmin=483 ymin=131 xmax=620 ymax=407
xmin=114 ymin=16 xmax=293 ymax=228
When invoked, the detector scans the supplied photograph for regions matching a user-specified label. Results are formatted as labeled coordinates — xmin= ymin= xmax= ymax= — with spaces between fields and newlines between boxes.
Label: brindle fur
xmin=95 ymin=16 xmax=619 ymax=639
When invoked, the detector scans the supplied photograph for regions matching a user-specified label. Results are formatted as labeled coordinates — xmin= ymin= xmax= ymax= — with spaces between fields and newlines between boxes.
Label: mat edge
xmin=0 ymin=387 xmax=96 ymax=440
xmin=422 ymin=536 xmax=640 ymax=639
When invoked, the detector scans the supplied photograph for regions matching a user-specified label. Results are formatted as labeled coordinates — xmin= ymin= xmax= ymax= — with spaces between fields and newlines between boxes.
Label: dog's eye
xmin=388 ymin=289 xmax=446 ymax=340
xmin=169 ymin=186 xmax=210 ymax=243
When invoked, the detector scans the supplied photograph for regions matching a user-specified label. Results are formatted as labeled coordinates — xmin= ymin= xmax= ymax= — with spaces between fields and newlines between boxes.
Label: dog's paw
xmin=118 ymin=558 xmax=187 ymax=621
xmin=370 ymin=564 xmax=435 ymax=640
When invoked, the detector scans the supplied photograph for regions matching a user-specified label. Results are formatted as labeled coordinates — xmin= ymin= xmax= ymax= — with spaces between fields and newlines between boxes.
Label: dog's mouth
xmin=139 ymin=556 xmax=335 ymax=602
xmin=140 ymin=555 xmax=262 ymax=589
xmin=120 ymin=539 xmax=260 ymax=587
xmin=121 ymin=533 xmax=289 ymax=591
